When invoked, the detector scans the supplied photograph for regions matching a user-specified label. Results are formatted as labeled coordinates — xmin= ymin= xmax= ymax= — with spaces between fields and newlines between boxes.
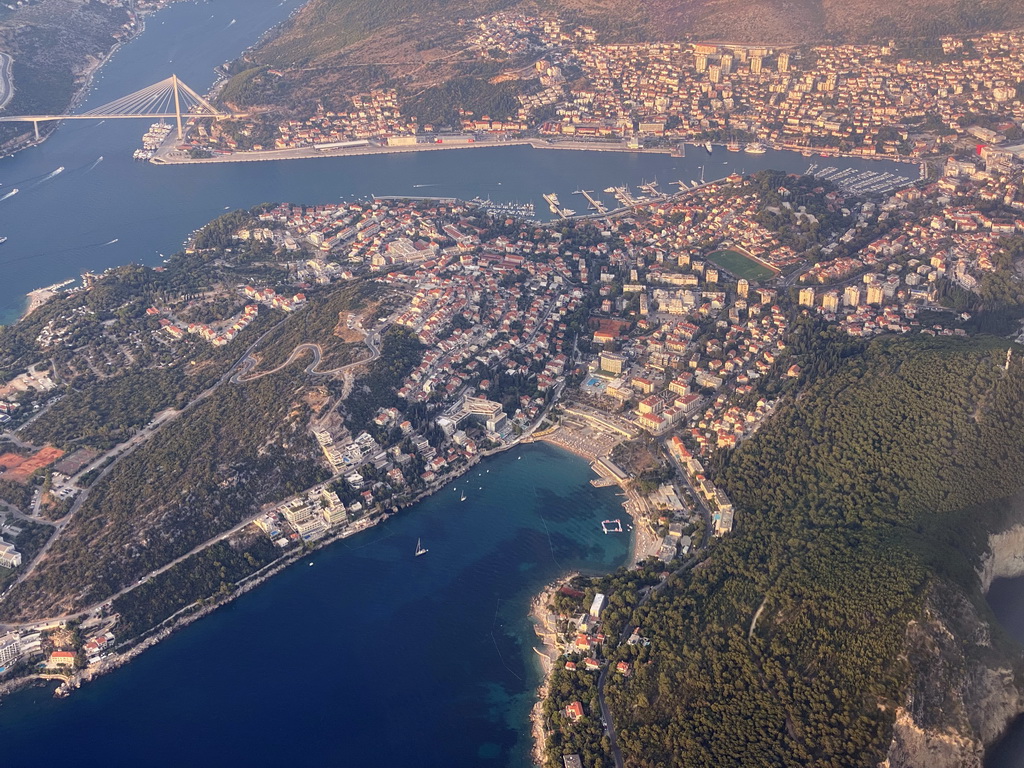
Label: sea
xmin=0 ymin=443 xmax=631 ymax=766
xmin=0 ymin=0 xmax=914 ymax=326
xmin=0 ymin=0 xmax=956 ymax=765
xmin=984 ymin=578 xmax=1024 ymax=768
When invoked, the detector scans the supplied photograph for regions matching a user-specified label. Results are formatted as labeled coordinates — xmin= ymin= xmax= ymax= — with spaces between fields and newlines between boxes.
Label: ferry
xmin=744 ymin=143 xmax=767 ymax=154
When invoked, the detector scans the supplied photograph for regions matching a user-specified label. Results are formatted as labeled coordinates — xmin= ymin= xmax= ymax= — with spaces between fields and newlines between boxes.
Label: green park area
xmin=706 ymin=248 xmax=777 ymax=281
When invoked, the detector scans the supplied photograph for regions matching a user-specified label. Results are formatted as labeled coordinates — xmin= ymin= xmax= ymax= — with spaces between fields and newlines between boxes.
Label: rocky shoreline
xmin=0 ymin=427 xmax=549 ymax=704
xmin=882 ymin=494 xmax=1024 ymax=768
xmin=527 ymin=572 xmax=578 ymax=768
xmin=0 ymin=0 xmax=181 ymax=158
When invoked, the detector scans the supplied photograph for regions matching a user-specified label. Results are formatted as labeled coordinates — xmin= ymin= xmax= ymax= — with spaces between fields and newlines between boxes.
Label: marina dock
xmin=575 ymin=189 xmax=608 ymax=214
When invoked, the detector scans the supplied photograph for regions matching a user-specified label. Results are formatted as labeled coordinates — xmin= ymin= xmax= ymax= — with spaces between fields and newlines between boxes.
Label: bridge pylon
xmin=0 ymin=75 xmax=241 ymax=142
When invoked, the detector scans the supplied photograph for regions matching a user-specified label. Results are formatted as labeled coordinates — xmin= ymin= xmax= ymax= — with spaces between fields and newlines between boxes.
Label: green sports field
xmin=706 ymin=249 xmax=777 ymax=281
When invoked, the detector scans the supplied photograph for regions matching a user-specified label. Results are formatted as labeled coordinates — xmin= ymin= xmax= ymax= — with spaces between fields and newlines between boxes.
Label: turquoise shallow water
xmin=0 ymin=443 xmax=632 ymax=767
xmin=0 ymin=1 xmax=943 ymax=763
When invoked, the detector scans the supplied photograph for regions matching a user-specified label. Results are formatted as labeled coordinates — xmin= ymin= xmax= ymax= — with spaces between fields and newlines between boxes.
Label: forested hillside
xmin=0 ymin=368 xmax=330 ymax=621
xmin=219 ymin=0 xmax=1024 ymax=121
xmin=603 ymin=337 xmax=1024 ymax=767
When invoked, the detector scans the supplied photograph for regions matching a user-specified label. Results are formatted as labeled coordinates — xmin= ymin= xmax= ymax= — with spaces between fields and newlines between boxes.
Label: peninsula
xmin=2 ymin=1 xmax=1024 ymax=764
xmin=0 ymin=153 xmax=1022 ymax=764
xmin=0 ymin=0 xmax=187 ymax=155
xmin=150 ymin=14 xmax=1024 ymax=172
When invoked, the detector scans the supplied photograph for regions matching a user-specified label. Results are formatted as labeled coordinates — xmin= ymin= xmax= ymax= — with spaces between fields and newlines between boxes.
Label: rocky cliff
xmin=979 ymin=523 xmax=1024 ymax=592
xmin=883 ymin=518 xmax=1024 ymax=768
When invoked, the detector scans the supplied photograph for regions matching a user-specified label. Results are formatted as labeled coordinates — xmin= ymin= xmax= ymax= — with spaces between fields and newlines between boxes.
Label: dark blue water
xmin=0 ymin=443 xmax=630 ymax=766
xmin=0 ymin=0 xmax=913 ymax=324
xmin=984 ymin=577 xmax=1024 ymax=767
xmin=0 ymin=1 xmax=934 ymax=763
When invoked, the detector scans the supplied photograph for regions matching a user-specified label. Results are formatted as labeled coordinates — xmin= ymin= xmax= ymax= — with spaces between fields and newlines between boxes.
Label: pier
xmin=575 ymin=189 xmax=608 ymax=214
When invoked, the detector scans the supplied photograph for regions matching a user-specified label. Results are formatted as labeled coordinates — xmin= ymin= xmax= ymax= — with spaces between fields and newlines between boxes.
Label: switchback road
xmin=0 ymin=53 xmax=13 ymax=112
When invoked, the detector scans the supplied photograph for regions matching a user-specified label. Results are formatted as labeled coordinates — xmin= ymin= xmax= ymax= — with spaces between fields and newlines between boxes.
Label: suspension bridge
xmin=0 ymin=75 xmax=244 ymax=140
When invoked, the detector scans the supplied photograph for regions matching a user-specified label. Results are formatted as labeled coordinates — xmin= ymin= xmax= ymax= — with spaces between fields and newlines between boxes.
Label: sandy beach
xmin=629 ymin=515 xmax=663 ymax=565
xmin=20 ymin=282 xmax=71 ymax=321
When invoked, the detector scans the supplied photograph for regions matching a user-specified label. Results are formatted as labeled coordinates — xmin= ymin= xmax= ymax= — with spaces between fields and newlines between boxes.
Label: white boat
xmin=0 ymin=236 xmax=6 ymax=244
xmin=415 ymin=538 xmax=428 ymax=557
xmin=704 ymin=141 xmax=713 ymax=153
xmin=460 ymin=492 xmax=466 ymax=502
xmin=744 ymin=143 xmax=767 ymax=154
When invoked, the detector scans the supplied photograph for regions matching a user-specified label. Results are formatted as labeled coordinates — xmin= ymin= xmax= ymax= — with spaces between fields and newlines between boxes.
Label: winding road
xmin=230 ymin=331 xmax=381 ymax=384
xmin=0 ymin=52 xmax=11 ymax=112
xmin=0 ymin=53 xmax=12 ymax=113
xmin=0 ymin=309 xmax=393 ymax=630
xmin=594 ymin=437 xmax=719 ymax=768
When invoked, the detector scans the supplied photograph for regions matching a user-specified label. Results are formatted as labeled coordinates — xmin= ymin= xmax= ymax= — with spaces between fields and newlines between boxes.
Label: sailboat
xmin=460 ymin=491 xmax=467 ymax=502
xmin=415 ymin=538 xmax=429 ymax=557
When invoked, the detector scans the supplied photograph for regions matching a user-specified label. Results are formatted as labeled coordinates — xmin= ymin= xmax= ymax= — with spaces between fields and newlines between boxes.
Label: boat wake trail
xmin=490 ymin=600 xmax=523 ymax=681
xmin=0 ymin=188 xmax=18 ymax=201
xmin=86 ymin=156 xmax=104 ymax=171
xmin=28 ymin=167 xmax=65 ymax=188
xmin=0 ymin=238 xmax=122 ymax=268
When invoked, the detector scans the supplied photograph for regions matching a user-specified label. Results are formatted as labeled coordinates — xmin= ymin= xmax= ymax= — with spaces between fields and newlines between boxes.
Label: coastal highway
xmin=0 ymin=308 xmax=391 ymax=630
xmin=0 ymin=315 xmax=293 ymax=619
xmin=597 ymin=542 xmax=709 ymax=768
xmin=0 ymin=53 xmax=13 ymax=112
xmin=594 ymin=437 xmax=719 ymax=767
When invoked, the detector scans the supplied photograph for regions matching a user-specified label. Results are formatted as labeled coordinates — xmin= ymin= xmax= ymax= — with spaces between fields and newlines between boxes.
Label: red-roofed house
xmin=48 ymin=651 xmax=76 ymax=668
